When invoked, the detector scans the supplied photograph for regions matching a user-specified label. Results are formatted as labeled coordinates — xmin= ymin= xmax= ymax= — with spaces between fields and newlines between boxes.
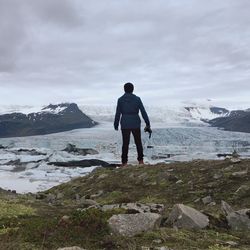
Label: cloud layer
xmin=0 ymin=0 xmax=250 ymax=108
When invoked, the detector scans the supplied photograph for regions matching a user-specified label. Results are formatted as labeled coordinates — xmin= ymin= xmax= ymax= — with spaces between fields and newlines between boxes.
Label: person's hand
xmin=114 ymin=127 xmax=118 ymax=131
xmin=144 ymin=125 xmax=152 ymax=134
xmin=144 ymin=125 xmax=152 ymax=138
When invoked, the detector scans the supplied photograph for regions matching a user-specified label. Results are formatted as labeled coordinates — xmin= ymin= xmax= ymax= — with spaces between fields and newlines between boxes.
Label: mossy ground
xmin=0 ymin=159 xmax=249 ymax=249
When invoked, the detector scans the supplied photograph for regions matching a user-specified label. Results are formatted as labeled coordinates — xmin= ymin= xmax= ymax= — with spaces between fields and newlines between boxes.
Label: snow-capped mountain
xmin=79 ymin=103 xmax=230 ymax=126
xmin=0 ymin=103 xmax=97 ymax=138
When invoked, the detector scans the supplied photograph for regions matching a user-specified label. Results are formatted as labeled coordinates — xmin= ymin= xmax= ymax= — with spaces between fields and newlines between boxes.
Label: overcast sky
xmin=0 ymin=0 xmax=250 ymax=109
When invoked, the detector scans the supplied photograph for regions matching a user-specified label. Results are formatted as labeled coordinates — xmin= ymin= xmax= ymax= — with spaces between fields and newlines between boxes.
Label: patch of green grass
xmin=0 ymin=200 xmax=35 ymax=219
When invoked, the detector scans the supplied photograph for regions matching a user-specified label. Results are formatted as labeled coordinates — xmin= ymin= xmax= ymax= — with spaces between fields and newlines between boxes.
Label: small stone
xmin=176 ymin=180 xmax=183 ymax=184
xmin=98 ymin=173 xmax=108 ymax=180
xmin=152 ymin=239 xmax=162 ymax=244
xmin=221 ymin=201 xmax=234 ymax=216
xmin=224 ymin=165 xmax=234 ymax=171
xmin=57 ymin=247 xmax=85 ymax=250
xmin=194 ymin=198 xmax=200 ymax=203
xmin=167 ymin=169 xmax=174 ymax=172
xmin=231 ymin=170 xmax=248 ymax=177
xmin=36 ymin=193 xmax=46 ymax=200
xmin=235 ymin=185 xmax=250 ymax=197
xmin=225 ymin=241 xmax=238 ymax=247
xmin=207 ymin=202 xmax=216 ymax=206
xmin=75 ymin=194 xmax=80 ymax=200
xmin=57 ymin=193 xmax=64 ymax=199
xmin=138 ymin=173 xmax=149 ymax=180
xmin=47 ymin=193 xmax=56 ymax=203
xmin=90 ymin=190 xmax=104 ymax=199
xmin=213 ymin=173 xmax=222 ymax=179
xmin=79 ymin=198 xmax=99 ymax=207
xmin=155 ymin=247 xmax=172 ymax=250
xmin=202 ymin=196 xmax=212 ymax=205
xmin=58 ymin=215 xmax=71 ymax=226
xmin=230 ymin=158 xmax=241 ymax=164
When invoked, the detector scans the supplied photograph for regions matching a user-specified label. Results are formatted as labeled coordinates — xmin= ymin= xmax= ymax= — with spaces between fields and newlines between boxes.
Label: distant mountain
xmin=80 ymin=104 xmax=229 ymax=126
xmin=208 ymin=109 xmax=250 ymax=133
xmin=0 ymin=103 xmax=97 ymax=138
xmin=184 ymin=106 xmax=229 ymax=121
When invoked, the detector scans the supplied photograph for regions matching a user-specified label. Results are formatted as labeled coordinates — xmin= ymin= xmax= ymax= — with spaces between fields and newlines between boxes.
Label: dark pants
xmin=121 ymin=128 xmax=143 ymax=164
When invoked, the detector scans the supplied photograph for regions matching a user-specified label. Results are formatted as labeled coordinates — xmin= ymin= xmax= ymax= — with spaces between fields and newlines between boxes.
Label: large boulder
xmin=221 ymin=201 xmax=250 ymax=230
xmin=108 ymin=213 xmax=161 ymax=237
xmin=165 ymin=204 xmax=209 ymax=230
xmin=226 ymin=209 xmax=250 ymax=230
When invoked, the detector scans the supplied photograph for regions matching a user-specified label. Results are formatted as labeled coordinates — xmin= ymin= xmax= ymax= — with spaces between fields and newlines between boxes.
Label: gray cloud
xmin=0 ymin=0 xmax=250 ymax=108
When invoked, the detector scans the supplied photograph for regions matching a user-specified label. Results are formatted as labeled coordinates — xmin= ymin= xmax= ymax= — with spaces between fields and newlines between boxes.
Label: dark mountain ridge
xmin=208 ymin=109 xmax=250 ymax=133
xmin=0 ymin=103 xmax=97 ymax=138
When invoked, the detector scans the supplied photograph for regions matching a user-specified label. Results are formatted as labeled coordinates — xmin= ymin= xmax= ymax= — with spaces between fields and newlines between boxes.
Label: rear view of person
xmin=114 ymin=82 xmax=151 ymax=166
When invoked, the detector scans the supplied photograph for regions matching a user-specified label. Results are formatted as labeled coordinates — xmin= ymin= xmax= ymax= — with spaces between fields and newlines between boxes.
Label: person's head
xmin=124 ymin=82 xmax=134 ymax=93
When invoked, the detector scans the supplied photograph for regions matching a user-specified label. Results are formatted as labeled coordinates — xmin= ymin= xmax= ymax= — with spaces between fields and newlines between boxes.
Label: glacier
xmin=0 ymin=103 xmax=249 ymax=193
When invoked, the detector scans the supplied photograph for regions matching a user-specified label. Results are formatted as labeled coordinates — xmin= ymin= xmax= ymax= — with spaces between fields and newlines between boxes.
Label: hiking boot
xmin=138 ymin=160 xmax=144 ymax=165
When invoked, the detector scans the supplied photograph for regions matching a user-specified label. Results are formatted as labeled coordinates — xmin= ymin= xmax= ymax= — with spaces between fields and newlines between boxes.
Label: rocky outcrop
xmin=63 ymin=144 xmax=98 ymax=156
xmin=101 ymin=203 xmax=164 ymax=214
xmin=48 ymin=159 xmax=110 ymax=168
xmin=108 ymin=213 xmax=161 ymax=237
xmin=165 ymin=204 xmax=209 ymax=229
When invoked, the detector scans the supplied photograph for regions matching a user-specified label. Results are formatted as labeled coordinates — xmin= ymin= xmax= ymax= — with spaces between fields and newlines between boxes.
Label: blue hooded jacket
xmin=114 ymin=93 xmax=150 ymax=129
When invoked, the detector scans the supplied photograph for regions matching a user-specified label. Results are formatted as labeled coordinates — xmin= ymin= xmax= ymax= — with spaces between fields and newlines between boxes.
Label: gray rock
xmin=63 ymin=143 xmax=98 ymax=156
xmin=225 ymin=241 xmax=238 ymax=247
xmin=221 ymin=201 xmax=234 ymax=215
xmin=207 ymin=202 xmax=216 ymax=206
xmin=155 ymin=247 xmax=173 ymax=250
xmin=102 ymin=203 xmax=164 ymax=214
xmin=57 ymin=193 xmax=64 ymax=199
xmin=90 ymin=190 xmax=104 ymax=199
xmin=230 ymin=158 xmax=241 ymax=164
xmin=231 ymin=170 xmax=248 ymax=177
xmin=152 ymin=239 xmax=162 ymax=244
xmin=166 ymin=204 xmax=209 ymax=229
xmin=79 ymin=198 xmax=99 ymax=207
xmin=57 ymin=247 xmax=85 ymax=250
xmin=213 ymin=173 xmax=222 ymax=179
xmin=101 ymin=204 xmax=120 ymax=212
xmin=226 ymin=209 xmax=250 ymax=230
xmin=176 ymin=180 xmax=183 ymax=184
xmin=47 ymin=193 xmax=57 ymax=203
xmin=108 ymin=212 xmax=161 ymax=237
xmin=97 ymin=174 xmax=108 ymax=180
xmin=58 ymin=215 xmax=71 ymax=226
xmin=194 ymin=198 xmax=200 ymax=203
xmin=235 ymin=185 xmax=250 ymax=197
xmin=202 ymin=195 xmax=212 ymax=205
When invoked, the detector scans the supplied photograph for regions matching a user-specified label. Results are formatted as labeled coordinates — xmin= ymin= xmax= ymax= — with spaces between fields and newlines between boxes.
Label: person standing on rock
xmin=114 ymin=82 xmax=151 ymax=167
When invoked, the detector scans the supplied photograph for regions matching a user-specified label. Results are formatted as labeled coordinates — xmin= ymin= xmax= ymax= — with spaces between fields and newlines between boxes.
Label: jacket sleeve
xmin=138 ymin=98 xmax=150 ymax=126
xmin=114 ymin=99 xmax=121 ymax=129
